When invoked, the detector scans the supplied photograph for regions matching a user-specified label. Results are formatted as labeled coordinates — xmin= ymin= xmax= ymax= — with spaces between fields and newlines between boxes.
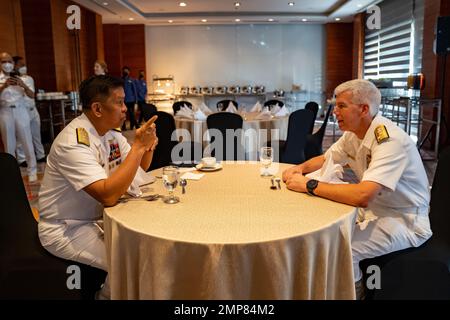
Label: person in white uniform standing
xmin=282 ymin=79 xmax=432 ymax=299
xmin=38 ymin=75 xmax=158 ymax=273
xmin=13 ymin=56 xmax=46 ymax=164
xmin=0 ymin=52 xmax=37 ymax=181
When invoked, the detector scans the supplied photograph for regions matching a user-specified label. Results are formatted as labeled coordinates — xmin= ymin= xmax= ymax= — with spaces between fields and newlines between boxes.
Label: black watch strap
xmin=307 ymin=179 xmax=319 ymax=196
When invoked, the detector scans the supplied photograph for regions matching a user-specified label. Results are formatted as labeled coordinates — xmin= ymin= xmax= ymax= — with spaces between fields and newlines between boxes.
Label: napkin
xmin=199 ymin=102 xmax=213 ymax=115
xmin=305 ymin=153 xmax=347 ymax=184
xmin=274 ymin=106 xmax=290 ymax=117
xmin=181 ymin=172 xmax=205 ymax=180
xmin=225 ymin=101 xmax=238 ymax=113
xmin=270 ymin=104 xmax=281 ymax=115
xmin=176 ymin=106 xmax=195 ymax=119
xmin=127 ymin=167 xmax=156 ymax=197
xmin=250 ymin=101 xmax=263 ymax=112
xmin=194 ymin=109 xmax=207 ymax=120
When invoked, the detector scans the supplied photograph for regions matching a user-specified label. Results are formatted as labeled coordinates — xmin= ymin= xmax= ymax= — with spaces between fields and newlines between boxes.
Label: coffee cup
xmin=201 ymin=157 xmax=216 ymax=168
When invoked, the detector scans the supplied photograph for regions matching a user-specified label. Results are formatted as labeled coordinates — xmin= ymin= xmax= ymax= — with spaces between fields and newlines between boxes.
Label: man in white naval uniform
xmin=282 ymin=79 xmax=432 ymax=299
xmin=0 ymin=52 xmax=37 ymax=181
xmin=13 ymin=56 xmax=46 ymax=164
xmin=38 ymin=75 xmax=158 ymax=272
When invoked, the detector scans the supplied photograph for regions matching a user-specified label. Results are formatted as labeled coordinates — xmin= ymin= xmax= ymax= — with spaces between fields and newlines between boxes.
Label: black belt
xmin=9 ymin=105 xmax=16 ymax=108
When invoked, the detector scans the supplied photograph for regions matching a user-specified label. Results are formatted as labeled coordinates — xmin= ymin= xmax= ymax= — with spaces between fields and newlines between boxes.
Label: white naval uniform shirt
xmin=325 ymin=115 xmax=432 ymax=243
xmin=0 ymin=71 xmax=25 ymax=107
xmin=19 ymin=75 xmax=35 ymax=108
xmin=38 ymin=113 xmax=131 ymax=223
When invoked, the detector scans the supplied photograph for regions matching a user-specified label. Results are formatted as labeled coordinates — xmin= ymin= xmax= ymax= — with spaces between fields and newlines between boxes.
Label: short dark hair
xmin=79 ymin=75 xmax=124 ymax=110
xmin=12 ymin=56 xmax=23 ymax=64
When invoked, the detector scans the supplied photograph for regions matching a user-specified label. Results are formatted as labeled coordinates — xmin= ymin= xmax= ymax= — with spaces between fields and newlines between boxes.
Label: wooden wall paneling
xmin=352 ymin=13 xmax=365 ymax=79
xmin=120 ymin=24 xmax=146 ymax=78
xmin=103 ymin=24 xmax=122 ymax=77
xmin=0 ymin=0 xmax=25 ymax=57
xmin=21 ymin=0 xmax=57 ymax=92
xmin=95 ymin=14 xmax=104 ymax=62
xmin=325 ymin=23 xmax=354 ymax=99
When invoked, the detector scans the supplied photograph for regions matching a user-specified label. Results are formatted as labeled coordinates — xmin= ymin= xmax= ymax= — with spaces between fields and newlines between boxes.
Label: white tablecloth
xmin=104 ymin=162 xmax=357 ymax=299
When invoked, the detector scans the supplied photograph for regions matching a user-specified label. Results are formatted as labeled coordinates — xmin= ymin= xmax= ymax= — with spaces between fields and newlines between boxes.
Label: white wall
xmin=145 ymin=24 xmax=325 ymax=94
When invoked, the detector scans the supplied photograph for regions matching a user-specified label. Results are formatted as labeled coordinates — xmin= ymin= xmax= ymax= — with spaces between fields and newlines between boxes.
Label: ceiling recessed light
xmin=288 ymin=2 xmax=295 ymax=6
xmin=128 ymin=17 xmax=134 ymax=21
xmin=357 ymin=4 xmax=363 ymax=8
xmin=235 ymin=18 xmax=241 ymax=22
xmin=168 ymin=20 xmax=173 ymax=23
xmin=179 ymin=2 xmax=187 ymax=7
xmin=201 ymin=19 xmax=207 ymax=22
xmin=234 ymin=2 xmax=240 ymax=7
xmin=302 ymin=18 xmax=308 ymax=22
xmin=268 ymin=18 xmax=274 ymax=22
xmin=102 ymin=2 xmax=108 ymax=5
xmin=335 ymin=17 xmax=341 ymax=21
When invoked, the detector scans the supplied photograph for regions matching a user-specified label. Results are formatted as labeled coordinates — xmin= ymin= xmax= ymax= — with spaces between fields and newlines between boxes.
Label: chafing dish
xmin=252 ymin=85 xmax=265 ymax=94
xmin=190 ymin=86 xmax=201 ymax=95
xmin=241 ymin=85 xmax=252 ymax=94
xmin=201 ymin=86 xmax=213 ymax=95
xmin=180 ymin=86 xmax=189 ymax=95
xmin=228 ymin=86 xmax=240 ymax=94
xmin=215 ymin=86 xmax=227 ymax=94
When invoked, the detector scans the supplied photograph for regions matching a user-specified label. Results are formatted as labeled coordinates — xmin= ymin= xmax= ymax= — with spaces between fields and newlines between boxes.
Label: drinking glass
xmin=162 ymin=166 xmax=180 ymax=204
xmin=260 ymin=147 xmax=273 ymax=177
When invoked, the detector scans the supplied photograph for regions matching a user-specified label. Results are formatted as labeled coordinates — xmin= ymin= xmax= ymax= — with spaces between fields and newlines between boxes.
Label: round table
xmin=174 ymin=112 xmax=289 ymax=160
xmin=104 ymin=162 xmax=357 ymax=299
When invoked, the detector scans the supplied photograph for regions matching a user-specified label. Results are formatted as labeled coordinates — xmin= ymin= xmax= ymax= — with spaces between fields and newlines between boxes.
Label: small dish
xmin=195 ymin=163 xmax=223 ymax=172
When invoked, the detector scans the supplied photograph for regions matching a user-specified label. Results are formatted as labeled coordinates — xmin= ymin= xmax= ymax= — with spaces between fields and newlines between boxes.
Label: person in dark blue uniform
xmin=121 ymin=66 xmax=139 ymax=130
xmin=135 ymin=70 xmax=148 ymax=125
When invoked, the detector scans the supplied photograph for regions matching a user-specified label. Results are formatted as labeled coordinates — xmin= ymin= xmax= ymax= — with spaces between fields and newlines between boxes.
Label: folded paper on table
xmin=250 ymin=101 xmax=263 ymax=112
xmin=181 ymin=172 xmax=205 ymax=180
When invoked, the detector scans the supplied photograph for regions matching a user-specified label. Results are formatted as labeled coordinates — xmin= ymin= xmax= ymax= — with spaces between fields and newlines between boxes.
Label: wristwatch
xmin=306 ymin=179 xmax=319 ymax=196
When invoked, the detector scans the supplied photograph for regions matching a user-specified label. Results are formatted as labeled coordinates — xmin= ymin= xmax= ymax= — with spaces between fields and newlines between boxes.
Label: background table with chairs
xmin=174 ymin=111 xmax=290 ymax=159
xmin=104 ymin=162 xmax=358 ymax=299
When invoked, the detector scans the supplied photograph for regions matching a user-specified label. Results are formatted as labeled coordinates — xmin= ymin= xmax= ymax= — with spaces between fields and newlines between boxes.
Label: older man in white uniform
xmin=0 ymin=52 xmax=37 ymax=181
xmin=38 ymin=75 xmax=158 ymax=272
xmin=282 ymin=79 xmax=432 ymax=299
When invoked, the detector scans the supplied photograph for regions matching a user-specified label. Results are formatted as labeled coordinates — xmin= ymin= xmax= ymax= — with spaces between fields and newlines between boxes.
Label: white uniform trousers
xmin=0 ymin=105 xmax=37 ymax=176
xmin=38 ymin=220 xmax=108 ymax=272
xmin=352 ymin=206 xmax=432 ymax=282
xmin=16 ymin=106 xmax=45 ymax=162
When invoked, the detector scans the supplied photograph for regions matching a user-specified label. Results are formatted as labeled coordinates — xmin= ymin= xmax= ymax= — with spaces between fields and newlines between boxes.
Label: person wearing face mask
xmin=135 ymin=70 xmax=147 ymax=125
xmin=121 ymin=66 xmax=138 ymax=131
xmin=0 ymin=52 xmax=37 ymax=182
xmin=13 ymin=56 xmax=46 ymax=166
xmin=94 ymin=60 xmax=108 ymax=76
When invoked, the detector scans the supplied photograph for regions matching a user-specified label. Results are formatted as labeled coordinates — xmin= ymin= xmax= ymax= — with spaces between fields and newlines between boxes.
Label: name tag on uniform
xmin=374 ymin=125 xmax=389 ymax=144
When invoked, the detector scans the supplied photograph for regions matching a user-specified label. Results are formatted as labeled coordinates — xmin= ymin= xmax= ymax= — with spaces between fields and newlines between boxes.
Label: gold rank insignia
xmin=374 ymin=125 xmax=389 ymax=144
xmin=76 ymin=128 xmax=90 ymax=147
xmin=112 ymin=127 xmax=122 ymax=132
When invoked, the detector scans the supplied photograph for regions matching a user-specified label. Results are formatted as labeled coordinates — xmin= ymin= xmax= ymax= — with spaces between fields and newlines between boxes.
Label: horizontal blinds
xmin=364 ymin=0 xmax=419 ymax=88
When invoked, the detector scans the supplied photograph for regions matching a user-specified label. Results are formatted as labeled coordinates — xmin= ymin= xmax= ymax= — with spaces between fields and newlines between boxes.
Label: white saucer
xmin=195 ymin=163 xmax=223 ymax=172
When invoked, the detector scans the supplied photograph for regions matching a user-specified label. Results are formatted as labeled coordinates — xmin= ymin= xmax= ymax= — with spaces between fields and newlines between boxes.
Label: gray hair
xmin=333 ymin=79 xmax=381 ymax=117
